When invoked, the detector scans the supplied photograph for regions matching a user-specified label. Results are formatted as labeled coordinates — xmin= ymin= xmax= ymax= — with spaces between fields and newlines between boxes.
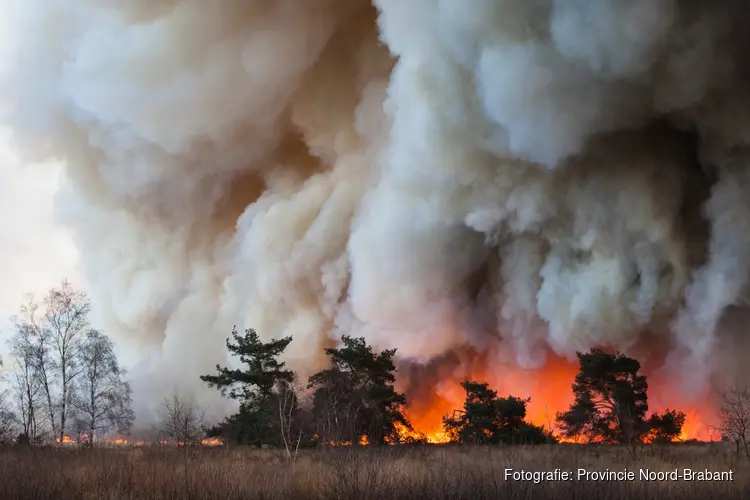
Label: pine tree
xmin=443 ymin=381 xmax=554 ymax=445
xmin=308 ymin=336 xmax=411 ymax=445
xmin=556 ymin=349 xmax=685 ymax=445
xmin=200 ymin=327 xmax=296 ymax=447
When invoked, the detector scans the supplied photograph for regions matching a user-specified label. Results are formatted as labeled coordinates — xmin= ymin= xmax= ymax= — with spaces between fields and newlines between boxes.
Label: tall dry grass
xmin=0 ymin=443 xmax=748 ymax=499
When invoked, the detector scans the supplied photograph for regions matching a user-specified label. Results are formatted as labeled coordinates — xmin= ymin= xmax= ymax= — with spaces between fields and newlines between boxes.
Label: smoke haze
xmin=2 ymin=0 xmax=750 ymax=425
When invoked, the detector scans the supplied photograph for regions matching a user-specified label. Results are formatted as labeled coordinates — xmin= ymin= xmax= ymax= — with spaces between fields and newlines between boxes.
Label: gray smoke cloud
xmin=2 ymin=0 xmax=749 ymax=423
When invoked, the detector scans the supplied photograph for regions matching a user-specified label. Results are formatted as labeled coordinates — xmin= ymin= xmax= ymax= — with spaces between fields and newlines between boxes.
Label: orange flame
xmin=325 ymin=440 xmax=353 ymax=447
xmin=201 ymin=438 xmax=223 ymax=446
xmin=402 ymin=353 xmax=720 ymax=444
xmin=359 ymin=434 xmax=369 ymax=445
xmin=388 ymin=421 xmax=449 ymax=444
xmin=55 ymin=435 xmax=74 ymax=444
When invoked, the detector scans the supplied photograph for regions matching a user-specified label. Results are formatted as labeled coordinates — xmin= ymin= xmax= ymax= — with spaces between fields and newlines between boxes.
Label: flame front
xmin=403 ymin=354 xmax=720 ymax=443
xmin=55 ymin=435 xmax=74 ymax=445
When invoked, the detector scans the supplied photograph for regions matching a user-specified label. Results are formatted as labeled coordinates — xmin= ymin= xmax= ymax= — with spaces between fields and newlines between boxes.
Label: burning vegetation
xmin=52 ymin=436 xmax=224 ymax=448
xmin=0 ymin=281 xmax=721 ymax=450
xmin=196 ymin=326 xmax=709 ymax=450
xmin=4 ymin=0 xmax=750 ymax=465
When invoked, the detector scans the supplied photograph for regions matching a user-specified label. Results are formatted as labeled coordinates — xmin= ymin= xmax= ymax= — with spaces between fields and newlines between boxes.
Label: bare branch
xmin=156 ymin=388 xmax=205 ymax=446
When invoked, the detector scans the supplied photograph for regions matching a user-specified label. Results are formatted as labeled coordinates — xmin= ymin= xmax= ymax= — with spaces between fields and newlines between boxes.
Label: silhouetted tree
xmin=717 ymin=382 xmax=750 ymax=458
xmin=443 ymin=381 xmax=555 ymax=445
xmin=200 ymin=327 xmax=299 ymax=448
xmin=647 ymin=409 xmax=686 ymax=444
xmin=308 ymin=336 xmax=411 ymax=446
xmin=556 ymin=349 xmax=685 ymax=446
xmin=556 ymin=349 xmax=649 ymax=444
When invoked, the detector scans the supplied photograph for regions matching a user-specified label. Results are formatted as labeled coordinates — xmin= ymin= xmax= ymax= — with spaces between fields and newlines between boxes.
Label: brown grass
xmin=0 ymin=443 xmax=748 ymax=500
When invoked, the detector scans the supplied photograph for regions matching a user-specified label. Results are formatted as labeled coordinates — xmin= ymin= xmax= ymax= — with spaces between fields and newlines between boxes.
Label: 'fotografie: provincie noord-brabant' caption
xmin=505 ymin=468 xmax=733 ymax=483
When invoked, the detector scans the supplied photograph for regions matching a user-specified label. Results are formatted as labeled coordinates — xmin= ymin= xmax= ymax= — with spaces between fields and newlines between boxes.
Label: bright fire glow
xmin=326 ymin=440 xmax=353 ymax=447
xmin=53 ymin=437 xmax=226 ymax=447
xmin=402 ymin=354 xmax=721 ymax=443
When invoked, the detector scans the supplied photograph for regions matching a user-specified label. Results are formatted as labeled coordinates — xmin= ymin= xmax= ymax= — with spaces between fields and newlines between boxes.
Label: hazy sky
xmin=0 ymin=1 xmax=78 ymax=368
xmin=0 ymin=137 xmax=82 ymax=366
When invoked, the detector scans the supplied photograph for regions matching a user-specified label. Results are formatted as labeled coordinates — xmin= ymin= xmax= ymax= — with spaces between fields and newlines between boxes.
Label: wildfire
xmin=53 ymin=435 xmax=225 ymax=447
xmin=389 ymin=421 xmax=449 ymax=444
xmin=402 ymin=353 xmax=721 ymax=444
xmin=55 ymin=435 xmax=74 ymax=445
xmin=359 ymin=434 xmax=369 ymax=445
xmin=326 ymin=440 xmax=353 ymax=447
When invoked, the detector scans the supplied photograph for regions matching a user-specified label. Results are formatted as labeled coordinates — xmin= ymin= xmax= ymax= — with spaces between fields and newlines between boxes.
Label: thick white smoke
xmin=2 ymin=0 xmax=749 ymax=422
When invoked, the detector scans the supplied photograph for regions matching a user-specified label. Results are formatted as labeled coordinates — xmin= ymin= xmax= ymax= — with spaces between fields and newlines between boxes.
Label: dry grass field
xmin=1 ymin=443 xmax=748 ymax=500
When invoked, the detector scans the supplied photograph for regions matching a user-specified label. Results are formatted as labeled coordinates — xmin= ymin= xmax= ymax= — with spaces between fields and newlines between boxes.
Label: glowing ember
xmin=325 ymin=440 xmax=353 ymax=447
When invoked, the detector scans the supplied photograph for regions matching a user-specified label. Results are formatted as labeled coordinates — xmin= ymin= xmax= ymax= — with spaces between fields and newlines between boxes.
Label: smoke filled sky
xmin=0 ymin=146 xmax=81 ymax=339
xmin=1 ymin=0 xmax=750 ymax=429
xmin=0 ymin=5 xmax=81 ymax=369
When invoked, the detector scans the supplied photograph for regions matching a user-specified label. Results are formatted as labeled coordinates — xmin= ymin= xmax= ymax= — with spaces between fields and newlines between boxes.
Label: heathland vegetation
xmin=2 ymin=281 xmax=750 ymax=499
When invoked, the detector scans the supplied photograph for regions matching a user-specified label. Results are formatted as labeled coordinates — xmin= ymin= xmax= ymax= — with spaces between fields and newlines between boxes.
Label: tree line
xmin=7 ymin=281 xmax=750 ymax=454
xmin=197 ymin=327 xmax=689 ymax=451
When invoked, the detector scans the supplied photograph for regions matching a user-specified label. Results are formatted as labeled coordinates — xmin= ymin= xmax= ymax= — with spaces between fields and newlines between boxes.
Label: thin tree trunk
xmin=60 ymin=382 xmax=67 ymax=441
xmin=42 ymin=381 xmax=56 ymax=442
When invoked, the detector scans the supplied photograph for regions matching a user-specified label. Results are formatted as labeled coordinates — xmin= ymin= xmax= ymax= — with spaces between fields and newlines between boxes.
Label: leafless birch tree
xmin=717 ymin=382 xmax=750 ymax=459
xmin=12 ymin=280 xmax=100 ymax=443
xmin=157 ymin=388 xmax=205 ymax=445
xmin=8 ymin=331 xmax=43 ymax=442
xmin=0 ymin=358 xmax=16 ymax=443
xmin=72 ymin=329 xmax=135 ymax=444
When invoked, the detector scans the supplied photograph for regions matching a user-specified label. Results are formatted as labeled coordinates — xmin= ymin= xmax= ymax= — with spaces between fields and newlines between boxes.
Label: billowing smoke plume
xmin=3 ymin=0 xmax=750 ymax=422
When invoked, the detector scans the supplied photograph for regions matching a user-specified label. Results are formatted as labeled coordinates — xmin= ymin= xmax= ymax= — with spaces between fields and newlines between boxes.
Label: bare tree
xmin=157 ymin=389 xmax=205 ymax=445
xmin=0 ymin=393 xmax=15 ymax=444
xmin=0 ymin=358 xmax=17 ymax=444
xmin=70 ymin=415 xmax=90 ymax=446
xmin=276 ymin=379 xmax=303 ymax=460
xmin=717 ymin=382 xmax=750 ymax=459
xmin=13 ymin=281 xmax=90 ymax=444
xmin=14 ymin=295 xmax=56 ymax=439
xmin=71 ymin=329 xmax=135 ymax=444
xmin=7 ymin=331 xmax=43 ymax=443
